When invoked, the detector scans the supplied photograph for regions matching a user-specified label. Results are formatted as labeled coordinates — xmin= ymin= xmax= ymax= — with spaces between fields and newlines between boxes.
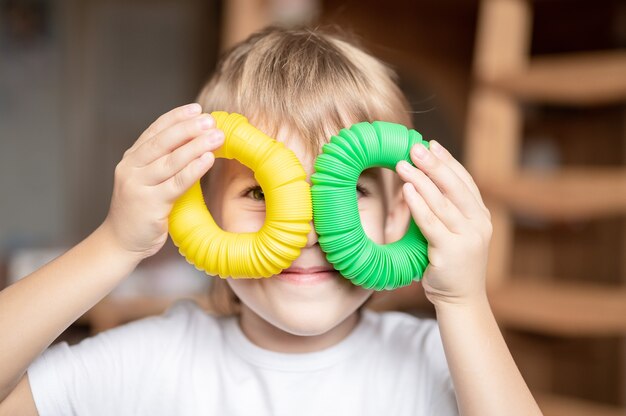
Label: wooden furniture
xmin=465 ymin=0 xmax=626 ymax=414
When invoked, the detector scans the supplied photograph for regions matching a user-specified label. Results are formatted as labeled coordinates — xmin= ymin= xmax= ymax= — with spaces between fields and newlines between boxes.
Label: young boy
xmin=0 ymin=26 xmax=541 ymax=415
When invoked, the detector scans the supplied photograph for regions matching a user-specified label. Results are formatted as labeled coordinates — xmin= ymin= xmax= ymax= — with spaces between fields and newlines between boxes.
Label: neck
xmin=237 ymin=305 xmax=362 ymax=353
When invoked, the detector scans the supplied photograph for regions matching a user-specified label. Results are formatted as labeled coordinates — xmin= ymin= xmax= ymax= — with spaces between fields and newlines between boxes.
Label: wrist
xmin=93 ymin=220 xmax=145 ymax=270
xmin=432 ymin=291 xmax=491 ymax=315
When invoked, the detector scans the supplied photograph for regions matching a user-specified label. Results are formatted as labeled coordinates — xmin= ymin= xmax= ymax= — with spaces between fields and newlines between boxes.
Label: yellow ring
xmin=168 ymin=112 xmax=312 ymax=278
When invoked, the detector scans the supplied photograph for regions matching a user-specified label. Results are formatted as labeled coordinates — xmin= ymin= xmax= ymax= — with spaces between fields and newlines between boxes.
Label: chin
xmin=266 ymin=300 xmax=355 ymax=336
xmin=228 ymin=275 xmax=372 ymax=337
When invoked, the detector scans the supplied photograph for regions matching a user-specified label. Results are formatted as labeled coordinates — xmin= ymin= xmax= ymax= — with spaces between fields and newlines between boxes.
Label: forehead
xmin=221 ymin=159 xmax=383 ymax=185
xmin=223 ymin=123 xmax=383 ymax=183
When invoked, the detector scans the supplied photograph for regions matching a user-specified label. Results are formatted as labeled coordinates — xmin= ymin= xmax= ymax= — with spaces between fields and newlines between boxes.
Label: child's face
xmin=206 ymin=123 xmax=389 ymax=337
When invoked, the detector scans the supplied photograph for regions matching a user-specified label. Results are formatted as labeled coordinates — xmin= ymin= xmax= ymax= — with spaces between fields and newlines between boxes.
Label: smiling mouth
xmin=276 ymin=267 xmax=338 ymax=285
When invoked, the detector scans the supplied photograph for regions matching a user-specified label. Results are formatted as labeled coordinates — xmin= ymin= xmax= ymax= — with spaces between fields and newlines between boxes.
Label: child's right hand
xmin=103 ymin=103 xmax=224 ymax=261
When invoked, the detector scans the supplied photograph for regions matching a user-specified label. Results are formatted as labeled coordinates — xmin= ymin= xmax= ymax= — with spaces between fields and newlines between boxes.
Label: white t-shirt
xmin=28 ymin=300 xmax=458 ymax=416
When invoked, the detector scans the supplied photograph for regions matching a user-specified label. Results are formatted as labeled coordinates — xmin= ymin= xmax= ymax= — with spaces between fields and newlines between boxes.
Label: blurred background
xmin=0 ymin=0 xmax=625 ymax=414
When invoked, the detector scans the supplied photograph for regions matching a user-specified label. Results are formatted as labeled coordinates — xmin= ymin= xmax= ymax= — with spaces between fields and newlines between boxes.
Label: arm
xmin=396 ymin=141 xmax=541 ymax=416
xmin=0 ymin=103 xmax=224 ymax=410
xmin=436 ymin=296 xmax=539 ymax=415
xmin=0 ymin=222 xmax=140 ymax=403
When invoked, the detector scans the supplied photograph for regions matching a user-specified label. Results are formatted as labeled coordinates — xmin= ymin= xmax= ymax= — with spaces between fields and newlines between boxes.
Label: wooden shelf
xmin=536 ymin=393 xmax=626 ymax=416
xmin=489 ymin=279 xmax=626 ymax=336
xmin=485 ymin=50 xmax=626 ymax=106
xmin=469 ymin=0 xmax=626 ymax=410
xmin=480 ymin=168 xmax=626 ymax=221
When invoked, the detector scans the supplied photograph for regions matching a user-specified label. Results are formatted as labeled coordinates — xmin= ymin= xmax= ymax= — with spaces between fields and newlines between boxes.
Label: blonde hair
xmin=197 ymin=25 xmax=413 ymax=315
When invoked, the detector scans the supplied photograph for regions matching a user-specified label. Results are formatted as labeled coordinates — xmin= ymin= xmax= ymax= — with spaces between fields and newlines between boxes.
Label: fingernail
xmin=412 ymin=143 xmax=428 ymax=160
xmin=209 ymin=130 xmax=224 ymax=143
xmin=397 ymin=160 xmax=411 ymax=173
xmin=185 ymin=103 xmax=202 ymax=115
xmin=201 ymin=134 xmax=213 ymax=146
xmin=198 ymin=116 xmax=214 ymax=130
xmin=201 ymin=132 xmax=222 ymax=147
xmin=430 ymin=140 xmax=443 ymax=154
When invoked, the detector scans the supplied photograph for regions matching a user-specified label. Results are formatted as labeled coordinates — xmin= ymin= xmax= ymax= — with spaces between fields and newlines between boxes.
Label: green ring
xmin=311 ymin=121 xmax=430 ymax=291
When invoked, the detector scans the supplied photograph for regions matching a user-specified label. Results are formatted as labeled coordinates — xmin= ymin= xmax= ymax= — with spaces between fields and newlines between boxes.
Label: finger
xmin=159 ymin=152 xmax=216 ymax=204
xmin=428 ymin=140 xmax=489 ymax=215
xmin=409 ymin=143 xmax=484 ymax=220
xmin=397 ymin=160 xmax=466 ymax=233
xmin=401 ymin=182 xmax=447 ymax=245
xmin=129 ymin=103 xmax=203 ymax=154
xmin=143 ymin=130 xmax=225 ymax=186
xmin=130 ymin=114 xmax=217 ymax=167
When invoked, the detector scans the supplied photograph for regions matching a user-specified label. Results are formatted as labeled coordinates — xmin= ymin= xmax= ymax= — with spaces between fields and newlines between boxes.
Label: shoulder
xmin=28 ymin=300 xmax=227 ymax=391
xmin=117 ymin=298 xmax=227 ymax=347
xmin=158 ymin=298 xmax=222 ymax=329
xmin=26 ymin=300 xmax=229 ymax=415
xmin=37 ymin=299 xmax=226 ymax=366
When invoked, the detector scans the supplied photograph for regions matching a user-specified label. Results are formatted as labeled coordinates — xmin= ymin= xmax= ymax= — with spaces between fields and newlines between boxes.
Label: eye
xmin=356 ymin=183 xmax=370 ymax=198
xmin=243 ymin=185 xmax=265 ymax=201
xmin=242 ymin=184 xmax=365 ymax=201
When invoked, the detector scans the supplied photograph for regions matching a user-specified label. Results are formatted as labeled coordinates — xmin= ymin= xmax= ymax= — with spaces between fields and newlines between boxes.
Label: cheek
xmin=218 ymin=190 xmax=385 ymax=242
xmin=221 ymin=199 xmax=266 ymax=233
xmin=226 ymin=279 xmax=256 ymax=304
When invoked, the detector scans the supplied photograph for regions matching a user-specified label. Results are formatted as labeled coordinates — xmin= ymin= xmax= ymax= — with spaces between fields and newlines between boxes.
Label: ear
xmin=384 ymin=182 xmax=411 ymax=243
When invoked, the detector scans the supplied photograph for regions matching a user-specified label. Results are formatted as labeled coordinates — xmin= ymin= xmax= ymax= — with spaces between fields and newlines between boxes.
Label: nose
xmin=305 ymin=220 xmax=319 ymax=248
xmin=302 ymin=159 xmax=319 ymax=248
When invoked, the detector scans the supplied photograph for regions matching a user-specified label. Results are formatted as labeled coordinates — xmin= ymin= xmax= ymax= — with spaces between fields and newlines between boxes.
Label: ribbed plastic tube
xmin=311 ymin=121 xmax=430 ymax=290
xmin=168 ymin=112 xmax=312 ymax=278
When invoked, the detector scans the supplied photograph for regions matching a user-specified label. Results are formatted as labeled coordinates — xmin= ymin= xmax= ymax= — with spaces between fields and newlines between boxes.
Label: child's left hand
xmin=396 ymin=140 xmax=493 ymax=307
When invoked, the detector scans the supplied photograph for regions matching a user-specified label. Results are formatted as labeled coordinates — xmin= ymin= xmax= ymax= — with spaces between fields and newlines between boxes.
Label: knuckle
xmin=114 ymin=161 xmax=126 ymax=179
xmin=114 ymin=173 xmax=133 ymax=195
xmin=164 ymin=152 xmax=177 ymax=173
xmin=409 ymin=170 xmax=425 ymax=187
xmin=484 ymin=204 xmax=492 ymax=217
xmin=144 ymin=122 xmax=159 ymax=139
xmin=470 ymin=179 xmax=481 ymax=193
xmin=177 ymin=105 xmax=191 ymax=117
xmin=147 ymin=134 xmax=162 ymax=153
xmin=429 ymin=252 xmax=444 ymax=267
xmin=484 ymin=207 xmax=492 ymax=221
xmin=424 ymin=210 xmax=438 ymax=226
xmin=467 ymin=231 xmax=486 ymax=251
xmin=483 ymin=220 xmax=493 ymax=238
xmin=173 ymin=171 xmax=187 ymax=191
xmin=436 ymin=197 xmax=449 ymax=213
xmin=182 ymin=118 xmax=199 ymax=137
xmin=175 ymin=104 xmax=200 ymax=120
xmin=433 ymin=181 xmax=450 ymax=199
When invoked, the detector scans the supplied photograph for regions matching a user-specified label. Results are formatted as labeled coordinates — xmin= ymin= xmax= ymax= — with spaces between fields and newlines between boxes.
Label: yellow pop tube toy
xmin=168 ymin=112 xmax=312 ymax=278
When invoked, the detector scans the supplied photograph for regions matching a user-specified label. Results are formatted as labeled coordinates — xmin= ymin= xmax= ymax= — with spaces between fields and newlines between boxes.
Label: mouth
xmin=275 ymin=266 xmax=339 ymax=285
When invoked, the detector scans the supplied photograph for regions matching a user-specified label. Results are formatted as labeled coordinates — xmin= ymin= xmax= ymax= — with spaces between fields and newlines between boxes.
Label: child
xmin=0 ymin=26 xmax=541 ymax=415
